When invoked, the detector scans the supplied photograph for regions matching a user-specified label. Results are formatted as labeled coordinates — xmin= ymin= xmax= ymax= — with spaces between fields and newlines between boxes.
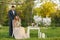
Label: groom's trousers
xmin=9 ymin=20 xmax=13 ymax=36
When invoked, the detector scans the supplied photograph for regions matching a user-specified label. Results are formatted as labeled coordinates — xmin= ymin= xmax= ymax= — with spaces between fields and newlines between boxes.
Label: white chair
xmin=42 ymin=33 xmax=45 ymax=38
xmin=39 ymin=32 xmax=46 ymax=38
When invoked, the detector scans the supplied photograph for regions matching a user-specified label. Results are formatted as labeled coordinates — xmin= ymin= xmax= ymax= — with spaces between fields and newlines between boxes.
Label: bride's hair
xmin=14 ymin=15 xmax=21 ymax=24
xmin=14 ymin=16 xmax=21 ymax=21
xmin=13 ymin=16 xmax=21 ymax=27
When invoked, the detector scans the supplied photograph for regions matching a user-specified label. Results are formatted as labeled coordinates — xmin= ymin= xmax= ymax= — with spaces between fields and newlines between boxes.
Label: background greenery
xmin=0 ymin=0 xmax=60 ymax=27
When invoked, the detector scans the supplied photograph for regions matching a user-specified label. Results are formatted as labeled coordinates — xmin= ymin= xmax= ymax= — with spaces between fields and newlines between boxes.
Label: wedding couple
xmin=8 ymin=6 xmax=27 ymax=39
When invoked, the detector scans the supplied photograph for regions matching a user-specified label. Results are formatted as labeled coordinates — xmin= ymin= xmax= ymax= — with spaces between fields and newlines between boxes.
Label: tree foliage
xmin=0 ymin=0 xmax=9 ymax=25
xmin=15 ymin=0 xmax=34 ymax=26
xmin=41 ymin=2 xmax=57 ymax=17
xmin=0 ymin=0 xmax=34 ymax=26
xmin=33 ymin=1 xmax=57 ymax=17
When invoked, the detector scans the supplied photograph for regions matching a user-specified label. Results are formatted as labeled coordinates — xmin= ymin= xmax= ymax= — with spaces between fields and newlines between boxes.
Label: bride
xmin=12 ymin=15 xmax=27 ymax=39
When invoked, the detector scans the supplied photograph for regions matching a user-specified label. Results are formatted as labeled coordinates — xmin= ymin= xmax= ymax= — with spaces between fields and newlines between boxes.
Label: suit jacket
xmin=8 ymin=10 xmax=17 ymax=20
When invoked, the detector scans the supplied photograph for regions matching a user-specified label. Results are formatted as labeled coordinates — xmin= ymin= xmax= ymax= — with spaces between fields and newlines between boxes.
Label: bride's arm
xmin=19 ymin=19 xmax=21 ymax=26
xmin=12 ymin=20 xmax=15 ymax=28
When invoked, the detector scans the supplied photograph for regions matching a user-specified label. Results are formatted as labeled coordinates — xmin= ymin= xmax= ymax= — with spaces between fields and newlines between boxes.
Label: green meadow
xmin=0 ymin=26 xmax=60 ymax=40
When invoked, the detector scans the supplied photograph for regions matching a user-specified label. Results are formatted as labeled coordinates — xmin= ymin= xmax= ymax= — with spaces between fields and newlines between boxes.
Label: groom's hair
xmin=11 ymin=6 xmax=15 ymax=8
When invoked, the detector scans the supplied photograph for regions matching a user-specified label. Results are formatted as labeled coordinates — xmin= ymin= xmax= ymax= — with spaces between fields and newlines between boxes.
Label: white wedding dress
xmin=13 ymin=20 xmax=27 ymax=39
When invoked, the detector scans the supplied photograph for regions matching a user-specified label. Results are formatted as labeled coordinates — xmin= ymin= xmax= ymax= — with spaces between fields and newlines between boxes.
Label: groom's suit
xmin=8 ymin=10 xmax=17 ymax=36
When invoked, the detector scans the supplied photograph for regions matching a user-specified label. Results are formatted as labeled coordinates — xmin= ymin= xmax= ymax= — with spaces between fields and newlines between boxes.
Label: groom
xmin=8 ymin=6 xmax=17 ymax=36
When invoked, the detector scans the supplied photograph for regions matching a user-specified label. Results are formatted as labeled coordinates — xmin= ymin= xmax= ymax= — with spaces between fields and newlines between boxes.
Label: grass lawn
xmin=0 ymin=26 xmax=60 ymax=40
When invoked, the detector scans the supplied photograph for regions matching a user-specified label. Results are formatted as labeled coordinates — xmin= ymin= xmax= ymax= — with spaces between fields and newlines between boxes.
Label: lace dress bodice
xmin=13 ymin=21 xmax=21 ymax=28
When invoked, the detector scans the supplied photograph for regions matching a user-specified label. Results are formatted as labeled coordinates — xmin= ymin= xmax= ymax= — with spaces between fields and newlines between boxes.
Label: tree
xmin=15 ymin=0 xmax=34 ymax=26
xmin=33 ymin=1 xmax=57 ymax=17
xmin=0 ymin=0 xmax=9 ymax=25
xmin=42 ymin=2 xmax=56 ymax=17
xmin=51 ymin=9 xmax=60 ymax=26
